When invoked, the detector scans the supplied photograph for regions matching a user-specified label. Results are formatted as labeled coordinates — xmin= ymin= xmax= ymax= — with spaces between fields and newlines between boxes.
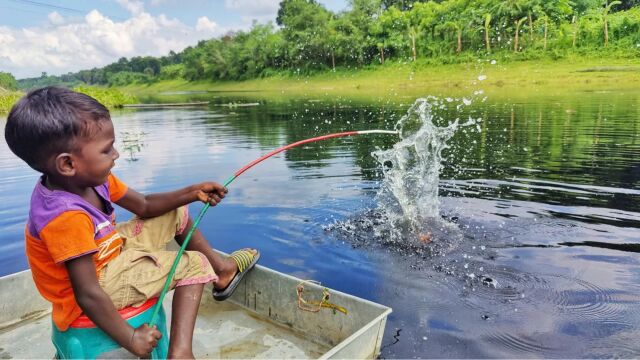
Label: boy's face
xmin=71 ymin=119 xmax=119 ymax=187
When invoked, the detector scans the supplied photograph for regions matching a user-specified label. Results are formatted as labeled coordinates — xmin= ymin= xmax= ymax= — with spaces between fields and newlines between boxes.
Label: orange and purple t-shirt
xmin=25 ymin=173 xmax=128 ymax=330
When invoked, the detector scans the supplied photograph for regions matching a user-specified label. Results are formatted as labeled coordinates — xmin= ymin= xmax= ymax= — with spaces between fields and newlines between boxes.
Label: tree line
xmin=17 ymin=0 xmax=640 ymax=89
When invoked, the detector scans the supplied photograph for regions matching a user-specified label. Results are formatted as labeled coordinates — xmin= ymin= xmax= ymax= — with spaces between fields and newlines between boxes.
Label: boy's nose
xmin=113 ymin=148 xmax=120 ymax=161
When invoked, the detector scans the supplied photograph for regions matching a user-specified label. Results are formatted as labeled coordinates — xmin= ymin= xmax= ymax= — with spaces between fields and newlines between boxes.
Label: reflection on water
xmin=120 ymin=131 xmax=147 ymax=161
xmin=1 ymin=91 xmax=640 ymax=358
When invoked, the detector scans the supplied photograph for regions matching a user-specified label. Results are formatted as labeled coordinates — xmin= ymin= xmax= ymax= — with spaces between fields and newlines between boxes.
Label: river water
xmin=1 ymin=90 xmax=639 ymax=358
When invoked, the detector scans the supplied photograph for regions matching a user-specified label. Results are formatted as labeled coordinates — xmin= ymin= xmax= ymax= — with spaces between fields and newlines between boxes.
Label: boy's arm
xmin=65 ymin=255 xmax=161 ymax=357
xmin=115 ymin=182 xmax=227 ymax=218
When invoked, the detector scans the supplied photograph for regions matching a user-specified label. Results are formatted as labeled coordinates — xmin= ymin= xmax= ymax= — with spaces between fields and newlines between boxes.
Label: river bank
xmin=122 ymin=57 xmax=640 ymax=101
xmin=3 ymin=57 xmax=639 ymax=113
xmin=0 ymin=86 xmax=137 ymax=113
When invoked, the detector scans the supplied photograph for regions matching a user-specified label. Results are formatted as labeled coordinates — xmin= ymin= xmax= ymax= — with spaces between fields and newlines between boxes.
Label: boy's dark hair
xmin=4 ymin=86 xmax=110 ymax=172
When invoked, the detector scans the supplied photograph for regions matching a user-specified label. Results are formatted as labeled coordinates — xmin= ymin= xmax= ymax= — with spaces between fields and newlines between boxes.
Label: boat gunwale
xmin=2 ymin=264 xmax=393 ymax=358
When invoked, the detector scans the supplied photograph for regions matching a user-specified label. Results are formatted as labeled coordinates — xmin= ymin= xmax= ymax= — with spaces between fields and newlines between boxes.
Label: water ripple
xmin=483 ymin=331 xmax=562 ymax=356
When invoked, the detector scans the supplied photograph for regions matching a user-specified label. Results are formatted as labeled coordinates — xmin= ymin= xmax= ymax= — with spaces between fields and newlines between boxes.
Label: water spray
xmin=149 ymin=129 xmax=399 ymax=325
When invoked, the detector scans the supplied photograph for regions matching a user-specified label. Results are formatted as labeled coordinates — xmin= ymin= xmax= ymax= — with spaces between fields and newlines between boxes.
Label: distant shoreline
xmin=3 ymin=57 xmax=640 ymax=114
xmin=121 ymin=57 xmax=640 ymax=101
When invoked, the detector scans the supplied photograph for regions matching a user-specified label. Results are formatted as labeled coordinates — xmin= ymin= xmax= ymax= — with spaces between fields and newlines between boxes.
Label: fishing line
xmin=149 ymin=129 xmax=399 ymax=326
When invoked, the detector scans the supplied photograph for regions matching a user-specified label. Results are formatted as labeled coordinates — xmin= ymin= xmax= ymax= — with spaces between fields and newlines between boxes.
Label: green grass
xmin=0 ymin=91 xmax=23 ymax=113
xmin=72 ymin=86 xmax=138 ymax=108
xmin=123 ymin=57 xmax=640 ymax=101
xmin=4 ymin=57 xmax=639 ymax=114
xmin=0 ymin=86 xmax=138 ymax=114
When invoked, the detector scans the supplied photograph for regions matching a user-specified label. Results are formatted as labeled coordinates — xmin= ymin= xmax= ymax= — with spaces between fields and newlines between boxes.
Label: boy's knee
xmin=175 ymin=206 xmax=190 ymax=236
xmin=175 ymin=251 xmax=217 ymax=286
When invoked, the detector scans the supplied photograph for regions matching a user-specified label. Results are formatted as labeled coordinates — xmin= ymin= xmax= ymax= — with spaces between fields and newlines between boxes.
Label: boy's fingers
xmin=213 ymin=183 xmax=227 ymax=192
xmin=196 ymin=192 xmax=208 ymax=203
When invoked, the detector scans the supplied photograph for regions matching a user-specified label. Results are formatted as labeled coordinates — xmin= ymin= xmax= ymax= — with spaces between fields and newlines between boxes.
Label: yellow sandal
xmin=212 ymin=249 xmax=260 ymax=301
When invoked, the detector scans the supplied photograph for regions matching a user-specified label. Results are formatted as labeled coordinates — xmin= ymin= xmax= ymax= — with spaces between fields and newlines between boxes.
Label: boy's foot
xmin=213 ymin=249 xmax=259 ymax=301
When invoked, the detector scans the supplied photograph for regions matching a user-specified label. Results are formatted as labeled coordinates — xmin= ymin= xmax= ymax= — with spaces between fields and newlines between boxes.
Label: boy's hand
xmin=194 ymin=182 xmax=228 ymax=206
xmin=129 ymin=324 xmax=162 ymax=357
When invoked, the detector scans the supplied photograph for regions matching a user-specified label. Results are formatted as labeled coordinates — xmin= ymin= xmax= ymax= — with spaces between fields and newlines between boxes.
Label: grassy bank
xmin=4 ymin=57 xmax=640 ymax=114
xmin=72 ymin=86 xmax=138 ymax=108
xmin=0 ymin=90 xmax=22 ymax=113
xmin=0 ymin=86 xmax=137 ymax=114
xmin=123 ymin=57 xmax=640 ymax=101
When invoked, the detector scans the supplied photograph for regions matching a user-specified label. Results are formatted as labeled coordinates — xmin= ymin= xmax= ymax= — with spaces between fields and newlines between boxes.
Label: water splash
xmin=328 ymin=96 xmax=479 ymax=252
xmin=371 ymin=97 xmax=460 ymax=240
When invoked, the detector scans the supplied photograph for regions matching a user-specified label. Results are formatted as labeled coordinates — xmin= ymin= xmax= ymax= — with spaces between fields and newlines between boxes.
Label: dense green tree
xmin=345 ymin=0 xmax=382 ymax=64
xmin=277 ymin=0 xmax=332 ymax=70
xmin=0 ymin=72 xmax=18 ymax=91
xmin=15 ymin=0 xmax=640 ymax=89
xmin=437 ymin=0 xmax=475 ymax=54
xmin=381 ymin=0 xmax=420 ymax=11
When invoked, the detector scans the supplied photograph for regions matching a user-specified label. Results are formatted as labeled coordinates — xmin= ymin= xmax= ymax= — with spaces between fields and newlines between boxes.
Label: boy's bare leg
xmin=168 ymin=283 xmax=203 ymax=359
xmin=174 ymin=218 xmax=257 ymax=291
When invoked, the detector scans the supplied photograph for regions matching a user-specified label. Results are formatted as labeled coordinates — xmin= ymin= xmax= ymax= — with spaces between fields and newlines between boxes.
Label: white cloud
xmin=195 ymin=16 xmax=218 ymax=32
xmin=0 ymin=10 xmax=229 ymax=79
xmin=116 ymin=0 xmax=145 ymax=16
xmin=224 ymin=0 xmax=280 ymax=18
xmin=0 ymin=27 xmax=15 ymax=46
xmin=48 ymin=12 xmax=65 ymax=26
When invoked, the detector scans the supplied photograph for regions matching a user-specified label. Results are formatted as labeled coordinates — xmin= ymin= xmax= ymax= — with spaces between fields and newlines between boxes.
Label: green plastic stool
xmin=51 ymin=297 xmax=169 ymax=359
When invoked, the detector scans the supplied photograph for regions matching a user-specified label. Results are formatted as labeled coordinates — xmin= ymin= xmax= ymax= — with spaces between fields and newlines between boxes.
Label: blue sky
xmin=0 ymin=0 xmax=348 ymax=79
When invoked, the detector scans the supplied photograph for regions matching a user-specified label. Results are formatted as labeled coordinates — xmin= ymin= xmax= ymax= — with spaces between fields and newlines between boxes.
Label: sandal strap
xmin=230 ymin=250 xmax=255 ymax=273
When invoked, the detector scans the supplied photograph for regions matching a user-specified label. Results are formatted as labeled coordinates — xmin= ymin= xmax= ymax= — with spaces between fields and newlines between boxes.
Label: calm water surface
xmin=1 ymin=91 xmax=639 ymax=358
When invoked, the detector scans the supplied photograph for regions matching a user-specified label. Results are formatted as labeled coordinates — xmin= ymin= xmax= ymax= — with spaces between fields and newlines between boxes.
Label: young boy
xmin=4 ymin=87 xmax=259 ymax=358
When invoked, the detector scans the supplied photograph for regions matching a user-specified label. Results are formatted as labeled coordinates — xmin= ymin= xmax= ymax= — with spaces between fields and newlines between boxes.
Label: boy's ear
xmin=54 ymin=153 xmax=76 ymax=177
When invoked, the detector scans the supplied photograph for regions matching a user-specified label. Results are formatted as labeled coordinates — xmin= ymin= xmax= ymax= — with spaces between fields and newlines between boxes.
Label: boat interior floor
xmin=0 ymin=292 xmax=329 ymax=359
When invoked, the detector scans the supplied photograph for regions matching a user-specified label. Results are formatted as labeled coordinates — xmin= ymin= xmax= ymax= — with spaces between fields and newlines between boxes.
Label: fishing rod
xmin=149 ymin=129 xmax=399 ymax=326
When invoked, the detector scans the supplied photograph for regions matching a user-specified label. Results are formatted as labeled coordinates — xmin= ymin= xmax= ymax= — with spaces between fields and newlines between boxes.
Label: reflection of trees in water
xmin=120 ymin=131 xmax=147 ymax=161
xmin=441 ymin=93 xmax=640 ymax=212
xmin=200 ymin=98 xmax=402 ymax=177
xmin=189 ymin=94 xmax=639 ymax=211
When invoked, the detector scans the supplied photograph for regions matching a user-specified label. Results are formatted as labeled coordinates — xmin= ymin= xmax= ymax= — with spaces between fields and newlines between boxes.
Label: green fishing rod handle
xmin=149 ymin=175 xmax=235 ymax=325
xmin=148 ymin=203 xmax=210 ymax=326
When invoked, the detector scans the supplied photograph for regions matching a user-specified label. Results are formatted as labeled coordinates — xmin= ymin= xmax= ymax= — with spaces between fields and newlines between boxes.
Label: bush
xmin=73 ymin=86 xmax=138 ymax=108
xmin=0 ymin=92 xmax=23 ymax=113
xmin=158 ymin=64 xmax=185 ymax=80
xmin=105 ymin=71 xmax=151 ymax=87
xmin=0 ymin=72 xmax=18 ymax=91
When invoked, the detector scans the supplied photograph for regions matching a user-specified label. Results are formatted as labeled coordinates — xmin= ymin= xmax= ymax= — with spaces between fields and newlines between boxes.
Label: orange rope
xmin=296 ymin=280 xmax=347 ymax=315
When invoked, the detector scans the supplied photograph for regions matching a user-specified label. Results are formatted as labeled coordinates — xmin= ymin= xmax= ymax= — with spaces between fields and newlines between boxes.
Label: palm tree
xmin=491 ymin=0 xmax=525 ymax=49
xmin=603 ymin=1 xmax=621 ymax=47
xmin=542 ymin=14 xmax=549 ymax=50
xmin=441 ymin=21 xmax=463 ymax=53
xmin=377 ymin=42 xmax=385 ymax=64
xmin=408 ymin=24 xmax=418 ymax=61
xmin=572 ymin=15 xmax=578 ymax=47
xmin=484 ymin=13 xmax=492 ymax=52
xmin=514 ymin=16 xmax=527 ymax=52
